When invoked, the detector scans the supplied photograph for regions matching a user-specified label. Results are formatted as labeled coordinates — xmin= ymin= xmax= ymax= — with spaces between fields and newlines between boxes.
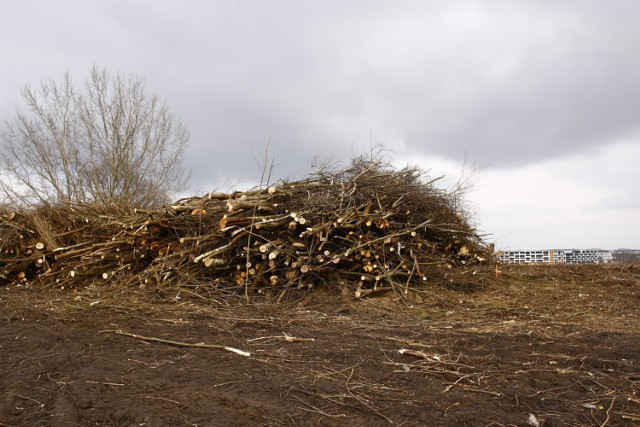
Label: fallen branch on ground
xmin=109 ymin=329 xmax=251 ymax=357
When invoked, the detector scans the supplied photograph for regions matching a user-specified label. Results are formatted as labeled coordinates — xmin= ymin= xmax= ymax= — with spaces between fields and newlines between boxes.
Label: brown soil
xmin=1 ymin=264 xmax=639 ymax=426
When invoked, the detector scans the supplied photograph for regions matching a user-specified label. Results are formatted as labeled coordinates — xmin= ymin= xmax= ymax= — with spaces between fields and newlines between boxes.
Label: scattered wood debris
xmin=0 ymin=160 xmax=494 ymax=298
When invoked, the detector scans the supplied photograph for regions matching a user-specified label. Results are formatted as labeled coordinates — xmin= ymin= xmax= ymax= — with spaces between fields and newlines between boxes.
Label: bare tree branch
xmin=0 ymin=66 xmax=189 ymax=208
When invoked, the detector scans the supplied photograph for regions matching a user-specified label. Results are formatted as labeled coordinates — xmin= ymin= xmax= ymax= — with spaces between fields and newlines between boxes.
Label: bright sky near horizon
xmin=1 ymin=1 xmax=639 ymax=250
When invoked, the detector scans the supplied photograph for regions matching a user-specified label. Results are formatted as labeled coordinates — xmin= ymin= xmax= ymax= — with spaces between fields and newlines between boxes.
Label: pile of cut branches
xmin=0 ymin=160 xmax=494 ymax=299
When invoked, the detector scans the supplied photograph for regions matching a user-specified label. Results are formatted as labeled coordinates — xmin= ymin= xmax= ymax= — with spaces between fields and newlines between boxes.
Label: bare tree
xmin=0 ymin=66 xmax=189 ymax=208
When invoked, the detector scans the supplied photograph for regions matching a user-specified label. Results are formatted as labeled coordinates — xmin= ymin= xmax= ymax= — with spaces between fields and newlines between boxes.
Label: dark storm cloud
xmin=149 ymin=0 xmax=640 ymax=181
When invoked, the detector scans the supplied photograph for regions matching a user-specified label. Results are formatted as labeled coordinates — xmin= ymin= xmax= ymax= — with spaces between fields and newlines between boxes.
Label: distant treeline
xmin=612 ymin=250 xmax=640 ymax=264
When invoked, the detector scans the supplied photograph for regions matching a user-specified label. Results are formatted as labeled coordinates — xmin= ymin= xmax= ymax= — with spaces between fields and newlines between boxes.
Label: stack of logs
xmin=0 ymin=161 xmax=494 ymax=298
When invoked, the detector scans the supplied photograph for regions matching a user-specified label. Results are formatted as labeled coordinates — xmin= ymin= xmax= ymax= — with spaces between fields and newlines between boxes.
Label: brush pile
xmin=0 ymin=160 xmax=494 ymax=298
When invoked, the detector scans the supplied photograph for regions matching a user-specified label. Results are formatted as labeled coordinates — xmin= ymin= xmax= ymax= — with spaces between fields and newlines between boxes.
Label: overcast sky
xmin=1 ymin=1 xmax=639 ymax=250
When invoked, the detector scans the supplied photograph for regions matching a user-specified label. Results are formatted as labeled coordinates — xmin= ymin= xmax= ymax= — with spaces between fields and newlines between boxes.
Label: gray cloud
xmin=4 ymin=1 xmax=640 ymax=179
xmin=149 ymin=0 xmax=640 ymax=180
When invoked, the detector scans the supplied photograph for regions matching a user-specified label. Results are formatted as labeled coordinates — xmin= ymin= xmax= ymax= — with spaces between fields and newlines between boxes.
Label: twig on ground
xmin=247 ymin=333 xmax=316 ymax=343
xmin=110 ymin=329 xmax=250 ymax=356
xmin=291 ymin=395 xmax=347 ymax=419
xmin=599 ymin=396 xmax=616 ymax=427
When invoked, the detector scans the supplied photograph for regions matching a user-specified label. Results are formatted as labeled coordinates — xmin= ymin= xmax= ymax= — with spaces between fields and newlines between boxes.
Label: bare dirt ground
xmin=1 ymin=264 xmax=639 ymax=426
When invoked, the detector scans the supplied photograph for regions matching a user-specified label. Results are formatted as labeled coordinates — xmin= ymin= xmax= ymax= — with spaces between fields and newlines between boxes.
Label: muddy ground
xmin=1 ymin=264 xmax=639 ymax=426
